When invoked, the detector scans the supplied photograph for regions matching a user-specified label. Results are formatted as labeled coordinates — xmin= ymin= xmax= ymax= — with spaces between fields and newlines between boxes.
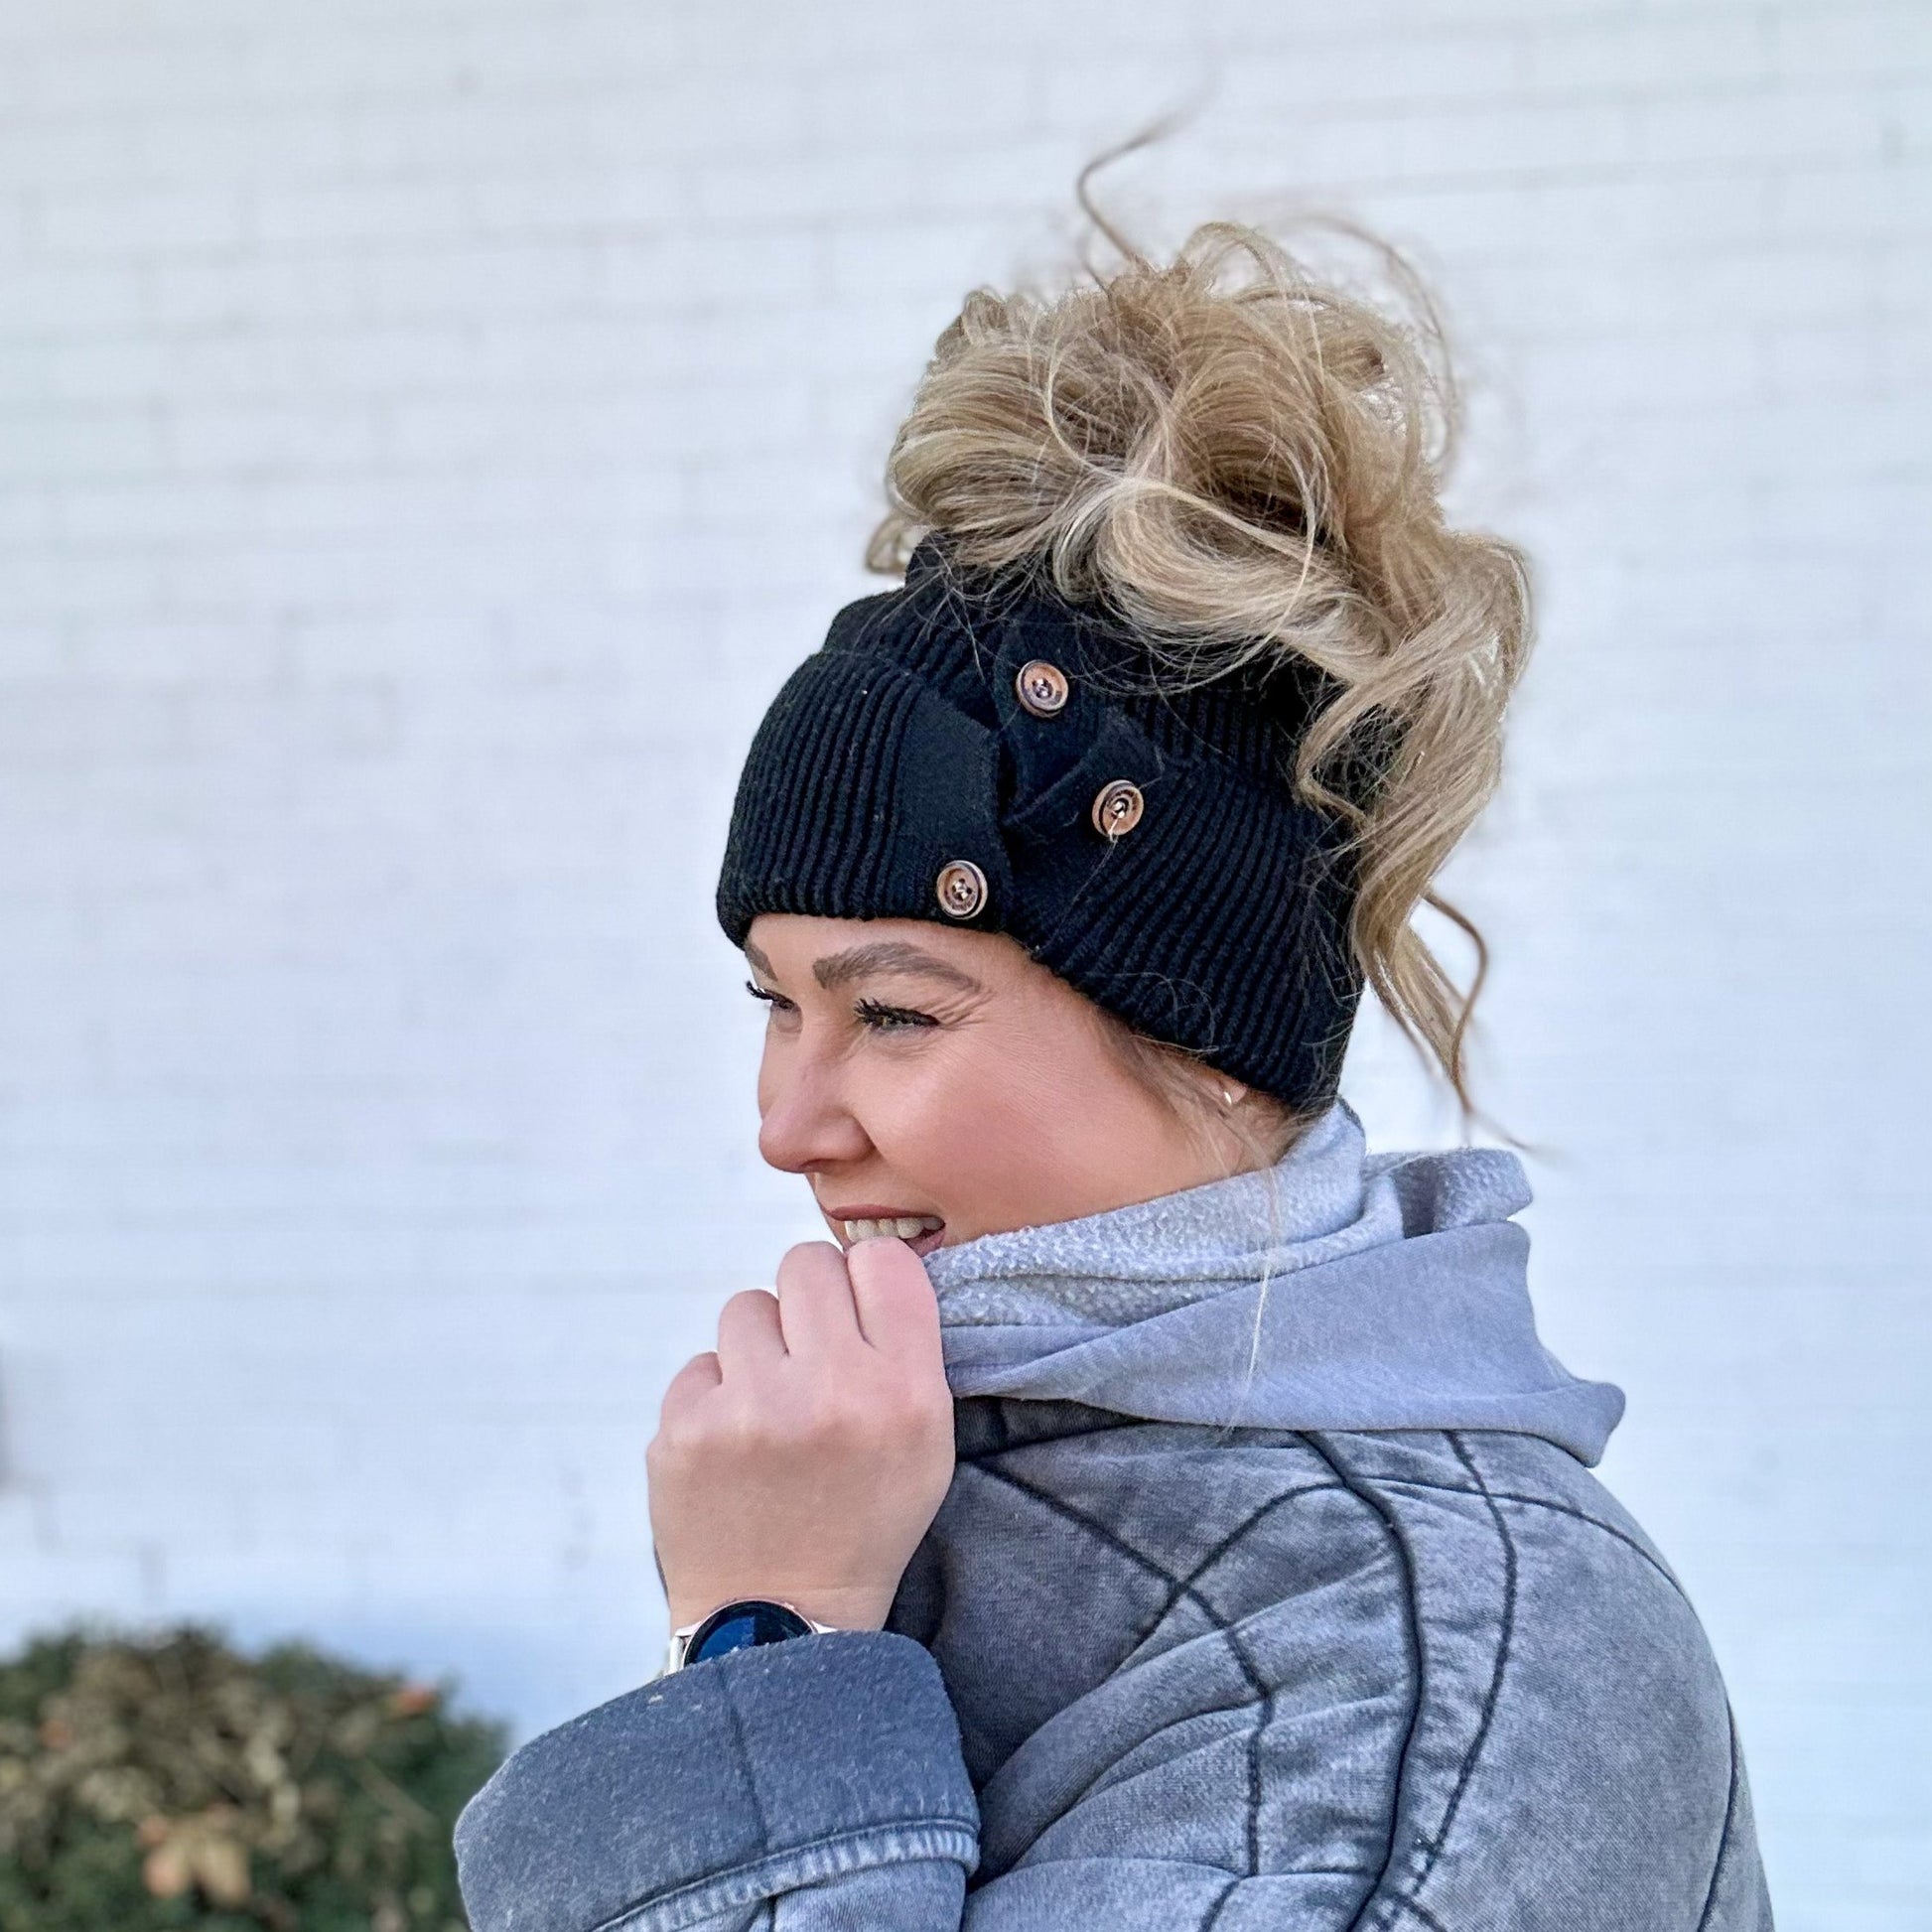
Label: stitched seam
xmin=1198 ymin=1874 xmax=1241 ymax=1931
xmin=1297 ymin=1433 xmax=1427 ymax=1932
xmin=586 ymin=1820 xmax=981 ymax=1932
xmin=1159 ymin=1477 xmax=1342 ymax=1859
xmin=1055 ymin=1463 xmax=1343 ymax=1661
xmin=968 ymin=1458 xmax=1192 ymax=1593
xmin=1196 ymin=1867 xmax=1384 ymax=1932
xmin=1061 ymin=1476 xmax=1350 ymax=1674
xmin=717 ymin=1666 xmax=770 ymax=1850
xmin=1409 ymin=1433 xmax=1517 ymax=1896
xmin=1695 ymin=1706 xmax=1742 ymax=1931
xmin=1032 ymin=1683 xmax=1278 ymax=1806
xmin=974 ymin=1455 xmax=1342 ymax=1626
xmin=1374 ymin=1476 xmax=1685 ymax=1595
xmin=1004 ymin=1852 xmax=1372 ymax=1880
xmin=1224 ymin=1618 xmax=1271 ymax=1875
xmin=1387 ymin=1894 xmax=1451 ymax=1932
xmin=1166 ymin=1480 xmax=1344 ymax=1605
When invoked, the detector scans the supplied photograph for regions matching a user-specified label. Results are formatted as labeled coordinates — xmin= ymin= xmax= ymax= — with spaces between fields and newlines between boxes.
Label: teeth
xmin=842 ymin=1216 xmax=942 ymax=1244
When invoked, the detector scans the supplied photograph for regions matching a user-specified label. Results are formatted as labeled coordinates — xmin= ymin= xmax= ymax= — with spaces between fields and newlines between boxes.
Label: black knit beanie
xmin=715 ymin=540 xmax=1368 ymax=1109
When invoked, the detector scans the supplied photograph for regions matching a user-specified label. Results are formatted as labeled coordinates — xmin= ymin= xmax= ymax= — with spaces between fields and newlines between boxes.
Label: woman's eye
xmin=854 ymin=999 xmax=938 ymax=1033
xmin=744 ymin=983 xmax=933 ymax=1031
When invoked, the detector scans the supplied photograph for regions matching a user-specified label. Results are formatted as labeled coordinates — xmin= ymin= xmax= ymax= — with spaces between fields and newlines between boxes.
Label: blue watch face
xmin=685 ymin=1599 xmax=814 ymax=1665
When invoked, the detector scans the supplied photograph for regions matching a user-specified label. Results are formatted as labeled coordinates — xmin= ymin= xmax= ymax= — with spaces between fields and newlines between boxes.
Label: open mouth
xmin=823 ymin=1208 xmax=947 ymax=1259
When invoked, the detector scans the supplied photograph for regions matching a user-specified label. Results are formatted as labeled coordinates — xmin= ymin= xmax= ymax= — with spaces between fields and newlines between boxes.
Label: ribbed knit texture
xmin=716 ymin=541 xmax=1366 ymax=1106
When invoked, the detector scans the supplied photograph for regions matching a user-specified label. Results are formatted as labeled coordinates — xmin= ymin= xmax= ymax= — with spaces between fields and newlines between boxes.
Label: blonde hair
xmin=865 ymin=216 xmax=1531 ymax=1121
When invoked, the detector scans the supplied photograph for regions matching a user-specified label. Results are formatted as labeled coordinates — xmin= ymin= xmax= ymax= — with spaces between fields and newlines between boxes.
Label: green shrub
xmin=0 ymin=1626 xmax=505 ymax=1932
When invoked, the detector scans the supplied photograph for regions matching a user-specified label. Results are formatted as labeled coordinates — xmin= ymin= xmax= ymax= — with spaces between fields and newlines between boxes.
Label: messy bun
xmin=866 ymin=219 xmax=1531 ymax=1119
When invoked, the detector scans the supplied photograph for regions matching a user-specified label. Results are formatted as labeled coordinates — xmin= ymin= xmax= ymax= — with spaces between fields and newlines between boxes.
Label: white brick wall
xmin=1 ymin=4 xmax=1927 ymax=1922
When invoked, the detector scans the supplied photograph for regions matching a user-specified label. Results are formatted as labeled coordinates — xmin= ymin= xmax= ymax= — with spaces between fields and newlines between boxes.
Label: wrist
xmin=664 ymin=1582 xmax=895 ymax=1634
xmin=662 ymin=1597 xmax=829 ymax=1676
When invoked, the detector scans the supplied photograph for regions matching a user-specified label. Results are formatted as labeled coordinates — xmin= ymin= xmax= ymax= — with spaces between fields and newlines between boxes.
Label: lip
xmin=819 ymin=1203 xmax=947 ymax=1260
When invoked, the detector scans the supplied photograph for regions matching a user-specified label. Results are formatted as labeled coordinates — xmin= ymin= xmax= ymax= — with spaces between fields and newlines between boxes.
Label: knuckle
xmin=790 ymin=1382 xmax=859 ymax=1445
xmin=874 ymin=1361 xmax=948 ymax=1419
xmin=780 ymin=1238 xmax=843 ymax=1268
xmin=879 ymin=1395 xmax=944 ymax=1448
xmin=708 ymin=1391 xmax=761 ymax=1441
xmin=776 ymin=1241 xmax=848 ymax=1293
xmin=729 ymin=1393 xmax=796 ymax=1453
xmin=842 ymin=1398 xmax=915 ymax=1455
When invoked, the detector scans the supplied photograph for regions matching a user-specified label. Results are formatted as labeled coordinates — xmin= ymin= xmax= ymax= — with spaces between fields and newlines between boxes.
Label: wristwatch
xmin=663 ymin=1598 xmax=838 ymax=1676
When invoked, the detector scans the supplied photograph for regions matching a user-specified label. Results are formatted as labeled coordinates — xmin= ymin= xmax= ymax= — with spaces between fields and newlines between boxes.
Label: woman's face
xmin=746 ymin=912 xmax=1259 ymax=1255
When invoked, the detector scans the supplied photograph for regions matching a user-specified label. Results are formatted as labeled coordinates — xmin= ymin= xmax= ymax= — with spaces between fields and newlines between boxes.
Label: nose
xmin=757 ymin=1046 xmax=871 ymax=1176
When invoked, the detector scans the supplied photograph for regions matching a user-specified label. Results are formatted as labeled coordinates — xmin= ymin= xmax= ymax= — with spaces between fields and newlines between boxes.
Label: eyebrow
xmin=743 ymin=937 xmax=982 ymax=995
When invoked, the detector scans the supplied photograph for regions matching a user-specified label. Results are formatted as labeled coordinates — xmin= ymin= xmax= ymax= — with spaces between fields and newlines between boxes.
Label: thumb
xmin=844 ymin=1238 xmax=943 ymax=1364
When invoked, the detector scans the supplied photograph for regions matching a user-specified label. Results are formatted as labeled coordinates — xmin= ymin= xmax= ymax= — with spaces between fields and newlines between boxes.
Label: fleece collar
xmin=924 ymin=1101 xmax=1624 ymax=1465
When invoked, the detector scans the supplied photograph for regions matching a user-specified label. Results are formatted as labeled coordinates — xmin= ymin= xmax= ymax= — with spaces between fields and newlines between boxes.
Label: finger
xmin=715 ymin=1289 xmax=785 ymax=1377
xmin=773 ymin=1241 xmax=862 ymax=1355
xmin=845 ymin=1238 xmax=943 ymax=1363
xmin=656 ymin=1351 xmax=721 ymax=1427
xmin=666 ymin=1349 xmax=723 ymax=1401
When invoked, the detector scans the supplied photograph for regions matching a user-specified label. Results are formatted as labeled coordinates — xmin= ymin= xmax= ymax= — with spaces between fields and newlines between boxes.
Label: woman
xmin=455 ymin=223 xmax=1772 ymax=1930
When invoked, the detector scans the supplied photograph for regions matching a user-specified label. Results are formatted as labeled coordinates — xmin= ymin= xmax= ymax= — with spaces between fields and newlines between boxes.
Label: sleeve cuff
xmin=456 ymin=1630 xmax=979 ymax=1932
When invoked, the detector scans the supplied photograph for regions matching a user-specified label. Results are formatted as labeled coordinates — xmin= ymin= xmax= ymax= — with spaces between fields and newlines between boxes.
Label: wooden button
xmin=1015 ymin=659 xmax=1070 ymax=718
xmin=934 ymin=859 xmax=988 ymax=919
xmin=1090 ymin=779 xmax=1145 ymax=839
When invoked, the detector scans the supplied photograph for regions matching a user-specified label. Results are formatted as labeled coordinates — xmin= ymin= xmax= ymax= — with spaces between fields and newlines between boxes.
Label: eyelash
xmin=744 ymin=982 xmax=939 ymax=1033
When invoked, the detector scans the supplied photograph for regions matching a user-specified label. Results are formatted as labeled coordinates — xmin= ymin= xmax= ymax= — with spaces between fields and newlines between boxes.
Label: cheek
xmin=871 ymin=1057 xmax=1058 ymax=1186
xmin=855 ymin=1038 xmax=1168 ymax=1237
xmin=827 ymin=1048 xmax=1035 ymax=1232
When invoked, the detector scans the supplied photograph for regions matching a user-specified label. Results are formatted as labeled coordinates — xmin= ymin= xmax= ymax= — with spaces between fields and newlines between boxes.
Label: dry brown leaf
xmin=142 ymin=1839 xmax=192 ymax=1898
xmin=193 ymin=1830 xmax=251 ymax=1908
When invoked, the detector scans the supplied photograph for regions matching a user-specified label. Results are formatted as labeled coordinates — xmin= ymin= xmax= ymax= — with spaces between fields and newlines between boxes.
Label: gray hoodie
xmin=456 ymin=1103 xmax=1773 ymax=1930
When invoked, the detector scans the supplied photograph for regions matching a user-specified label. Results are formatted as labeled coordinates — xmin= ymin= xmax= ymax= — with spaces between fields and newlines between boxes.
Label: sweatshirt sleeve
xmin=454 ymin=1631 xmax=979 ymax=1932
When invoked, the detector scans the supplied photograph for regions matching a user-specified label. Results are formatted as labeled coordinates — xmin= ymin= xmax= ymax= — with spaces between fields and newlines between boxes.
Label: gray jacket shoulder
xmin=1302 ymin=1429 xmax=1771 ymax=1930
xmin=927 ymin=1418 xmax=1770 ymax=1930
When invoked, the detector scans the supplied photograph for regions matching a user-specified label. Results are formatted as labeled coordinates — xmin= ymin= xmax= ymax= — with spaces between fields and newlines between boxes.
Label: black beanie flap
xmin=1000 ymin=703 xmax=1161 ymax=851
xmin=718 ymin=647 xmax=1009 ymax=941
xmin=884 ymin=676 xmax=1012 ymax=930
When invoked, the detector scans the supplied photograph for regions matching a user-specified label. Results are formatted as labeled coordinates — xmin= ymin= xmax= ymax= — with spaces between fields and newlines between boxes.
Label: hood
xmin=924 ymin=1101 xmax=1624 ymax=1465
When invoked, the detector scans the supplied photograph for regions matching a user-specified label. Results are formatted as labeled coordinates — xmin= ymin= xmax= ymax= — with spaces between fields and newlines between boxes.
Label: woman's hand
xmin=646 ymin=1238 xmax=956 ymax=1634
